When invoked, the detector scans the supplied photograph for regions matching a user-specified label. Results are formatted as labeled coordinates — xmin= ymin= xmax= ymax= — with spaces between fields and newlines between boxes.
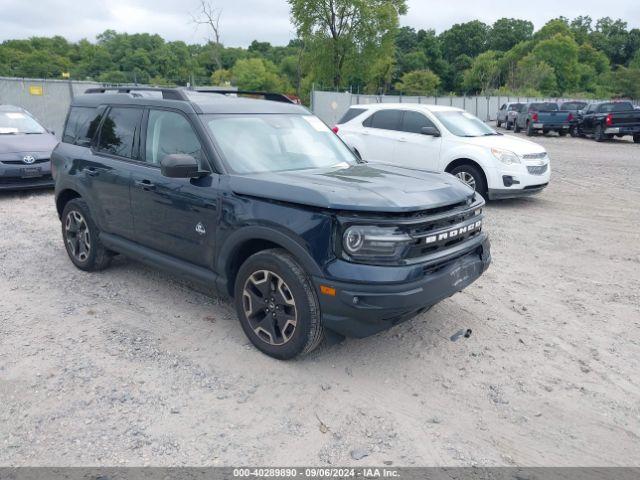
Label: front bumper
xmin=0 ymin=158 xmax=53 ymax=191
xmin=312 ymin=236 xmax=491 ymax=338
xmin=488 ymin=183 xmax=548 ymax=200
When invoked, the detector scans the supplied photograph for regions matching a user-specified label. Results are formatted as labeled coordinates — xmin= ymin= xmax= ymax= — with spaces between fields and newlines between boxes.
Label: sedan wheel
xmin=455 ymin=171 xmax=476 ymax=191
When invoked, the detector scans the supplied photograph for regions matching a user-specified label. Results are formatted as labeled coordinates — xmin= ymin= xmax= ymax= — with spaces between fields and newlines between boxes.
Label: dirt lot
xmin=1 ymin=133 xmax=639 ymax=467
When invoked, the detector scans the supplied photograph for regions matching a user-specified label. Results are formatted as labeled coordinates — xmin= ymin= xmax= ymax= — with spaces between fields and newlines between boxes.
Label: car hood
xmin=0 ymin=133 xmax=58 ymax=154
xmin=228 ymin=163 xmax=474 ymax=213
xmin=457 ymin=134 xmax=546 ymax=156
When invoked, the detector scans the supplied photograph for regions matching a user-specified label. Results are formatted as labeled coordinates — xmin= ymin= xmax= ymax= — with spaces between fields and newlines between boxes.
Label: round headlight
xmin=344 ymin=227 xmax=365 ymax=253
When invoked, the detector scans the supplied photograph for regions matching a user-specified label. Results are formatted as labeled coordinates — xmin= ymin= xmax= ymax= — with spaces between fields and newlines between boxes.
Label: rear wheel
xmin=569 ymin=126 xmax=579 ymax=137
xmin=61 ymin=199 xmax=111 ymax=271
xmin=634 ymin=134 xmax=640 ymax=144
xmin=234 ymin=249 xmax=324 ymax=360
xmin=496 ymin=120 xmax=502 ymax=128
xmin=558 ymin=131 xmax=567 ymax=137
xmin=450 ymin=164 xmax=487 ymax=198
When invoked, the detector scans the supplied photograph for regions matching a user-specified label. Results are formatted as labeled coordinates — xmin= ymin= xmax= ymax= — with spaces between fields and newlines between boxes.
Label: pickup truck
xmin=514 ymin=102 xmax=572 ymax=137
xmin=576 ymin=101 xmax=640 ymax=143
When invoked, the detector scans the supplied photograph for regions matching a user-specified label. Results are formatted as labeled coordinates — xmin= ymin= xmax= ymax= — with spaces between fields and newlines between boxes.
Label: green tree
xmin=515 ymin=54 xmax=558 ymax=95
xmin=462 ymin=51 xmax=502 ymax=94
xmin=440 ymin=21 xmax=489 ymax=61
xmin=232 ymin=57 xmax=288 ymax=91
xmin=531 ymin=34 xmax=580 ymax=93
xmin=611 ymin=67 xmax=640 ymax=98
xmin=489 ymin=18 xmax=534 ymax=52
xmin=534 ymin=18 xmax=572 ymax=41
xmin=289 ymin=0 xmax=407 ymax=89
xmin=395 ymin=69 xmax=440 ymax=95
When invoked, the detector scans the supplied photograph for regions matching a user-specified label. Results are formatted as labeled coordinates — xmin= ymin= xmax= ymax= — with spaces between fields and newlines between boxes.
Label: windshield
xmin=205 ymin=114 xmax=357 ymax=174
xmin=434 ymin=111 xmax=498 ymax=137
xmin=0 ymin=111 xmax=46 ymax=134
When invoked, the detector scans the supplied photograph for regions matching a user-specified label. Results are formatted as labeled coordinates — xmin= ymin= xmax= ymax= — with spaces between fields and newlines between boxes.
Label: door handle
xmin=134 ymin=179 xmax=156 ymax=191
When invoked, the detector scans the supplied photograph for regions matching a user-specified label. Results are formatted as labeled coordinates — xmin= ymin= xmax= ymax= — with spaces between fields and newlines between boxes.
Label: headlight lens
xmin=342 ymin=226 xmax=412 ymax=262
xmin=491 ymin=147 xmax=521 ymax=165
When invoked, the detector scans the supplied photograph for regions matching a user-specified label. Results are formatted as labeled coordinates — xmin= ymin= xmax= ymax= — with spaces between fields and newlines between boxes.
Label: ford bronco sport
xmin=52 ymin=87 xmax=491 ymax=359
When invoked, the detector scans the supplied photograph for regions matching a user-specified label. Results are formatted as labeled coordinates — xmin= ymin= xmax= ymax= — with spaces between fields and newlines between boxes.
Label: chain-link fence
xmin=0 ymin=77 xmax=106 ymax=139
xmin=310 ymin=90 xmax=637 ymax=126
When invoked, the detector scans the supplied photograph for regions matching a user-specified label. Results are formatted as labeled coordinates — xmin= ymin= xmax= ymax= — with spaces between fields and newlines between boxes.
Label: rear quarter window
xmin=337 ymin=108 xmax=366 ymax=124
xmin=367 ymin=110 xmax=403 ymax=131
xmin=63 ymin=106 xmax=102 ymax=146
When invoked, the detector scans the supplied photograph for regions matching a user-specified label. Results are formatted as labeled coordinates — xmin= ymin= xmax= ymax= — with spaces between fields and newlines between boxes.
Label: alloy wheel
xmin=242 ymin=270 xmax=298 ymax=346
xmin=65 ymin=210 xmax=91 ymax=262
xmin=455 ymin=171 xmax=476 ymax=191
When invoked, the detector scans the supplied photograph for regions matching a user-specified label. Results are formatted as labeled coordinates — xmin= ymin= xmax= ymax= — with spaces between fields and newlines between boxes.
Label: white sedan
xmin=334 ymin=104 xmax=550 ymax=200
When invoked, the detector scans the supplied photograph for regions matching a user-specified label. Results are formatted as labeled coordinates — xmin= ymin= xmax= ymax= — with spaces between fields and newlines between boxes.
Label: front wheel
xmin=450 ymin=164 xmax=487 ymax=198
xmin=569 ymin=126 xmax=579 ymax=137
xmin=234 ymin=249 xmax=324 ymax=360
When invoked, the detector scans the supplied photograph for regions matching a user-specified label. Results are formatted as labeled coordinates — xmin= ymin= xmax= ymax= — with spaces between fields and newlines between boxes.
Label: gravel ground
xmin=1 ymin=133 xmax=639 ymax=467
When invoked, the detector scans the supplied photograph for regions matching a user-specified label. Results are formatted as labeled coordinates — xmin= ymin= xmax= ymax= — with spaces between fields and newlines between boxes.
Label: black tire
xmin=506 ymin=121 xmax=512 ymax=131
xmin=61 ymin=198 xmax=111 ymax=271
xmin=526 ymin=122 xmax=535 ymax=137
xmin=594 ymin=124 xmax=605 ymax=142
xmin=514 ymin=122 xmax=521 ymax=133
xmin=634 ymin=134 xmax=640 ymax=144
xmin=234 ymin=248 xmax=324 ymax=360
xmin=496 ymin=120 xmax=502 ymax=128
xmin=450 ymin=164 xmax=487 ymax=198
xmin=569 ymin=126 xmax=579 ymax=137
xmin=558 ymin=131 xmax=567 ymax=137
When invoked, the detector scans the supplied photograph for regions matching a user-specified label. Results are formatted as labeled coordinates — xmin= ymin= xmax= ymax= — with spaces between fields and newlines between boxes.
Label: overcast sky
xmin=1 ymin=0 xmax=639 ymax=47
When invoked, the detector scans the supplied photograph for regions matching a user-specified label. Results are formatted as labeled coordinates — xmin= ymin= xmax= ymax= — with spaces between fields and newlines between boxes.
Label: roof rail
xmin=84 ymin=86 xmax=189 ymax=101
xmin=192 ymin=88 xmax=300 ymax=104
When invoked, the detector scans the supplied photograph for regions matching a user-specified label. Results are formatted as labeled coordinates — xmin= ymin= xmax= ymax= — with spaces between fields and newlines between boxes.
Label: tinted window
xmin=401 ymin=111 xmax=436 ymax=134
xmin=369 ymin=110 xmax=403 ymax=131
xmin=97 ymin=107 xmax=143 ymax=159
xmin=62 ymin=107 xmax=101 ymax=145
xmin=598 ymin=102 xmax=634 ymax=113
xmin=530 ymin=103 xmax=559 ymax=111
xmin=145 ymin=110 xmax=204 ymax=167
xmin=508 ymin=103 xmax=523 ymax=112
xmin=338 ymin=108 xmax=366 ymax=124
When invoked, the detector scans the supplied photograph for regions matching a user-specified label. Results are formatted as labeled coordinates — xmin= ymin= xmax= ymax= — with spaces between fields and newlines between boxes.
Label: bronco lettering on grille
xmin=424 ymin=220 xmax=482 ymax=245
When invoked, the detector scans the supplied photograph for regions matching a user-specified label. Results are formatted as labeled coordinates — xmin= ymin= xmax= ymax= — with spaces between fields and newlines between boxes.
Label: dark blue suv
xmin=52 ymin=88 xmax=491 ymax=359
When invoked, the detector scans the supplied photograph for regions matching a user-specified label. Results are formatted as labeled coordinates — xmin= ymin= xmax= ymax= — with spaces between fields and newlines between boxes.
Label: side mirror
xmin=160 ymin=154 xmax=199 ymax=178
xmin=421 ymin=126 xmax=441 ymax=137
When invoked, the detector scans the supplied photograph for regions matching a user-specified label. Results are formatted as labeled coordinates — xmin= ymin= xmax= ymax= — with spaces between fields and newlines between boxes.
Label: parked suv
xmin=52 ymin=88 xmax=491 ymax=359
xmin=335 ymin=104 xmax=550 ymax=200
xmin=0 ymin=105 xmax=58 ymax=190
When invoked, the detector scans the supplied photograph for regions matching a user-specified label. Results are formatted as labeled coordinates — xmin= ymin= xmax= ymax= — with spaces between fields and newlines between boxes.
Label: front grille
xmin=527 ymin=164 xmax=548 ymax=175
xmin=1 ymin=158 xmax=49 ymax=165
xmin=404 ymin=207 xmax=483 ymax=261
xmin=522 ymin=153 xmax=547 ymax=160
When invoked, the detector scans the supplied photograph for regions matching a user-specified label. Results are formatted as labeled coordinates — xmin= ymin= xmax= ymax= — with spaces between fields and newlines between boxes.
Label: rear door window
xmin=96 ymin=107 xmax=143 ymax=159
xmin=368 ymin=110 xmax=403 ymax=131
xmin=62 ymin=106 xmax=102 ymax=146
